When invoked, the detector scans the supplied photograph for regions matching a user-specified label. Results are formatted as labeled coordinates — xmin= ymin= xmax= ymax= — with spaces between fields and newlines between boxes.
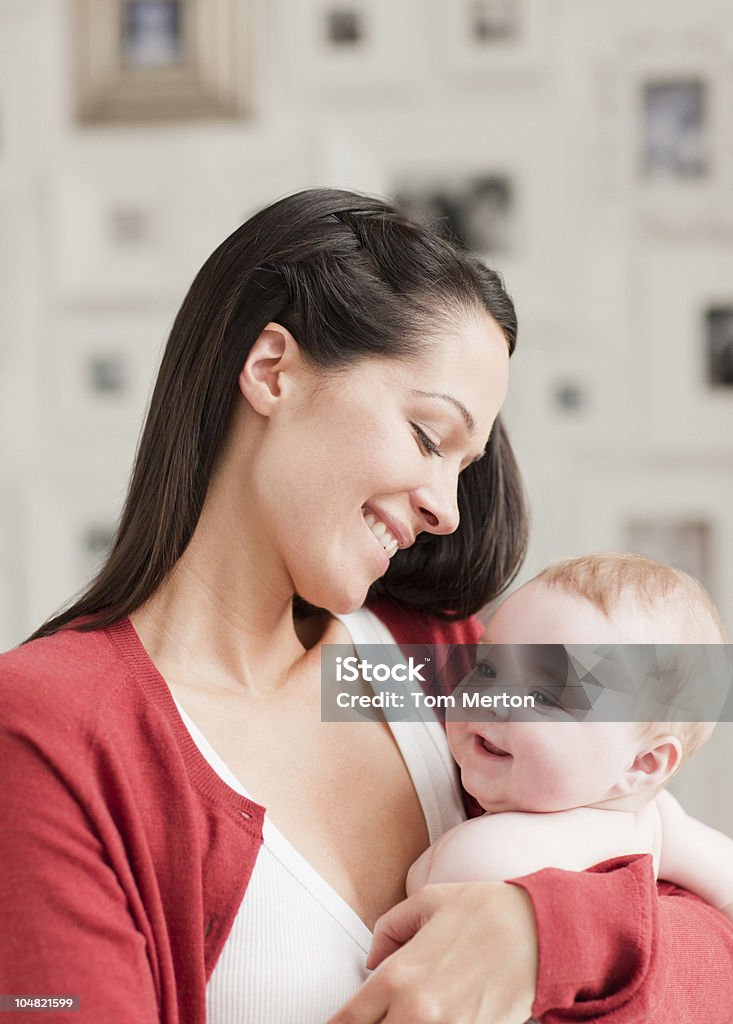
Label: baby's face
xmin=446 ymin=579 xmax=645 ymax=813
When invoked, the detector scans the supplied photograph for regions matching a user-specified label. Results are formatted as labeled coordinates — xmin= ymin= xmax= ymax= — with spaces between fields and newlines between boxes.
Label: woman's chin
xmin=296 ymin=553 xmax=386 ymax=618
xmin=298 ymin=581 xmax=370 ymax=618
xmin=325 ymin=592 xmax=369 ymax=617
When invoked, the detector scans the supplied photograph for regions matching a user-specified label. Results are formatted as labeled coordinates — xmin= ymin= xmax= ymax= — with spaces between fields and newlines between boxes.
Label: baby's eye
xmin=529 ymin=689 xmax=561 ymax=709
xmin=412 ymin=423 xmax=444 ymax=458
xmin=476 ymin=661 xmax=497 ymax=680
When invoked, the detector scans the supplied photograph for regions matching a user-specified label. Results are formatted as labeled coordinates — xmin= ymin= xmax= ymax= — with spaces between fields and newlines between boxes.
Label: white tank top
xmin=172 ymin=608 xmax=466 ymax=1024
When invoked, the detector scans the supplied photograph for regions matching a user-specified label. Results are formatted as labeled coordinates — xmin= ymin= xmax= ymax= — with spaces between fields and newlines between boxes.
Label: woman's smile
xmin=362 ymin=509 xmax=392 ymax=573
xmin=362 ymin=507 xmax=401 ymax=560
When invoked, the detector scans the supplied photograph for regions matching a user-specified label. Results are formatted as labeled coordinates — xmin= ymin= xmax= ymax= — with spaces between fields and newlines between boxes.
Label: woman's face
xmin=246 ymin=311 xmax=510 ymax=614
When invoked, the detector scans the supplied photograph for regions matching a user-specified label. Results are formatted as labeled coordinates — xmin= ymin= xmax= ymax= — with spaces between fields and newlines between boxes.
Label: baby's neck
xmin=585 ymin=789 xmax=657 ymax=813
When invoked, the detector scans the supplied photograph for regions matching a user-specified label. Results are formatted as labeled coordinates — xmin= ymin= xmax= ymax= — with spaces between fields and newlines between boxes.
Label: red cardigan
xmin=1 ymin=607 xmax=732 ymax=1024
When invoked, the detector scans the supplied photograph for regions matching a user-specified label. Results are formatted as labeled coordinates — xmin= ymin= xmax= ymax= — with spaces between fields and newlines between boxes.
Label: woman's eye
xmin=412 ymin=424 xmax=444 ymax=458
xmin=476 ymin=661 xmax=497 ymax=679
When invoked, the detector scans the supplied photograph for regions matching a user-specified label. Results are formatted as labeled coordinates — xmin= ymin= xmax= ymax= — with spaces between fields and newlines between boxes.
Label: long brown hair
xmin=28 ymin=188 xmax=527 ymax=641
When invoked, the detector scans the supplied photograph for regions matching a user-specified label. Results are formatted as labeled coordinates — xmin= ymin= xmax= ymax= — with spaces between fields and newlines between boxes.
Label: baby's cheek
xmin=526 ymin=739 xmax=586 ymax=808
xmin=521 ymin=736 xmax=568 ymax=784
xmin=445 ymin=719 xmax=466 ymax=764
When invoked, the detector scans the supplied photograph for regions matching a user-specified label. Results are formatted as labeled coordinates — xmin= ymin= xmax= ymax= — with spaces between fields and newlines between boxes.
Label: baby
xmin=407 ymin=553 xmax=733 ymax=922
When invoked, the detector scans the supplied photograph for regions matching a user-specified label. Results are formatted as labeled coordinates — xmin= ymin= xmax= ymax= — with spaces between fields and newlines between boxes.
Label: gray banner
xmin=321 ymin=643 xmax=733 ymax=723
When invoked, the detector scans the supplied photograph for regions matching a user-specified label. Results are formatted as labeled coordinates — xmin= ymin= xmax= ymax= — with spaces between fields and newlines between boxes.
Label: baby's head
xmin=446 ymin=552 xmax=730 ymax=815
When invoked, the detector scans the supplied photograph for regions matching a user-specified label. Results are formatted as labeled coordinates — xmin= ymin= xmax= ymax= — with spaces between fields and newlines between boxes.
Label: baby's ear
xmin=620 ymin=734 xmax=683 ymax=796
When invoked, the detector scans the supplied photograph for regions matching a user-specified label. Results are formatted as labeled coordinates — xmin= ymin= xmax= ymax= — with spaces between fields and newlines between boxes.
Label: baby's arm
xmin=656 ymin=790 xmax=733 ymax=920
xmin=406 ymin=808 xmax=643 ymax=895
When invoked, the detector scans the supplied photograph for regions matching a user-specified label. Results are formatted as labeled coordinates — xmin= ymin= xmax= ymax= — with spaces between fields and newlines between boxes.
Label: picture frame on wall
xmin=21 ymin=471 xmax=127 ymax=636
xmin=467 ymin=0 xmax=521 ymax=43
xmin=705 ymin=306 xmax=733 ymax=388
xmin=122 ymin=0 xmax=184 ymax=67
xmin=500 ymin=342 xmax=624 ymax=451
xmin=72 ymin=0 xmax=252 ymax=122
xmin=394 ymin=172 xmax=516 ymax=256
xmin=48 ymin=159 xmax=190 ymax=301
xmin=322 ymin=6 xmax=367 ymax=47
xmin=441 ymin=0 xmax=546 ymax=75
xmin=576 ymin=467 xmax=733 ymax=628
xmin=643 ymin=243 xmax=733 ymax=454
xmin=290 ymin=0 xmax=416 ymax=93
xmin=596 ymin=33 xmax=730 ymax=226
xmin=641 ymin=78 xmax=709 ymax=181
xmin=46 ymin=312 xmax=169 ymax=439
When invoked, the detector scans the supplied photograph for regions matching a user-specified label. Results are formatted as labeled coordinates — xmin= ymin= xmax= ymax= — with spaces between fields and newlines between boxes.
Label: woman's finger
xmin=366 ymin=888 xmax=439 ymax=969
xmin=329 ymin=882 xmax=538 ymax=1024
xmin=325 ymin=967 xmax=390 ymax=1024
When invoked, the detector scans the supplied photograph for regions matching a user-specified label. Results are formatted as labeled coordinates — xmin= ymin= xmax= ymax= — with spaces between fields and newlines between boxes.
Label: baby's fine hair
xmin=536 ymin=552 xmax=730 ymax=762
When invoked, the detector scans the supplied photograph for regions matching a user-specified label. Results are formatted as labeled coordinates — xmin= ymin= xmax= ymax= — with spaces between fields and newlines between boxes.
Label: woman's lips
xmin=362 ymin=512 xmax=390 ymax=572
xmin=474 ymin=734 xmax=512 ymax=759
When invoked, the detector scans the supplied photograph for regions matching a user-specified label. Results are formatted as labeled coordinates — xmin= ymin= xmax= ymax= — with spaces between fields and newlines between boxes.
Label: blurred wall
xmin=0 ymin=0 xmax=731 ymax=828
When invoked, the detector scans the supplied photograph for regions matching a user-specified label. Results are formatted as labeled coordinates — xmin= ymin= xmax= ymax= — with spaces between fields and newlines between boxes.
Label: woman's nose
xmin=413 ymin=479 xmax=461 ymax=535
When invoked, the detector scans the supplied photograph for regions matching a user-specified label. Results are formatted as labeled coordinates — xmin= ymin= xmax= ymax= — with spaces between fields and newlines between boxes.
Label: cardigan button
xmin=204 ymin=917 xmax=215 ymax=937
xmin=241 ymin=810 xmax=252 ymax=820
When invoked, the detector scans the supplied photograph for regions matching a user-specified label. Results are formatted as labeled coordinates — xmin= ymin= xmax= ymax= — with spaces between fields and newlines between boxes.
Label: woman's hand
xmin=327 ymin=881 xmax=538 ymax=1024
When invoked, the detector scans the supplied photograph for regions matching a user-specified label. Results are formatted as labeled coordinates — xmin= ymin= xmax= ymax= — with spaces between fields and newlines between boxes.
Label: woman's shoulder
xmin=1 ymin=624 xmax=121 ymax=683
xmin=0 ymin=626 xmax=134 ymax=737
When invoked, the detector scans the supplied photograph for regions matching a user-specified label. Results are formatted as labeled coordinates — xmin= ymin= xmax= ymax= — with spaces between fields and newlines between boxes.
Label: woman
xmin=1 ymin=189 xmax=731 ymax=1024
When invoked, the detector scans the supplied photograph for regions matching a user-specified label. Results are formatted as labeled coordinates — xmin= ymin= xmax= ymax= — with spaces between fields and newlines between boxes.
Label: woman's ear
xmin=616 ymin=734 xmax=683 ymax=797
xmin=238 ymin=322 xmax=300 ymax=416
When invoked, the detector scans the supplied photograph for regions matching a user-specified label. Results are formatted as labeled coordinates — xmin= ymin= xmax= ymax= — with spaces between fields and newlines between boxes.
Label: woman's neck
xmin=127 ymin=421 xmax=362 ymax=694
xmin=129 ymin=501 xmax=325 ymax=696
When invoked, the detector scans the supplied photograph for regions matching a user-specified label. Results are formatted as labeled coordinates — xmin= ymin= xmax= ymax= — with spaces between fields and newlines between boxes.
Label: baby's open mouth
xmin=479 ymin=736 xmax=511 ymax=758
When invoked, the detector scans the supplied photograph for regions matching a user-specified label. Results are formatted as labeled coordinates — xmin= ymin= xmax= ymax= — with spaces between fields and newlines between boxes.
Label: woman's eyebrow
xmin=410 ymin=390 xmax=476 ymax=434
